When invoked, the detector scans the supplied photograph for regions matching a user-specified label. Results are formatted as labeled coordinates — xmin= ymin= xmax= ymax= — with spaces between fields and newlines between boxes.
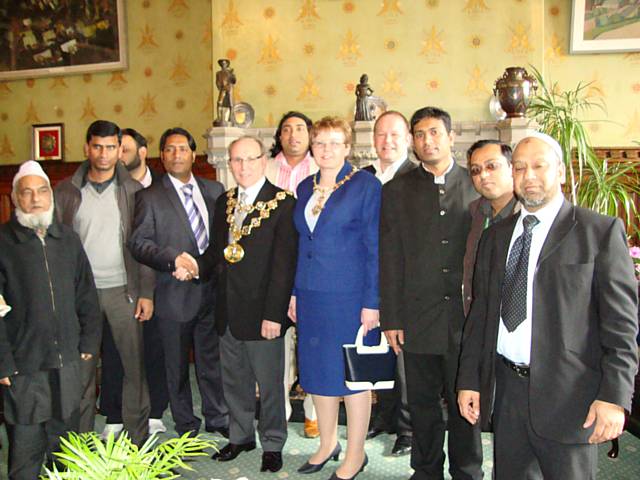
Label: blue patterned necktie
xmin=181 ymin=184 xmax=209 ymax=253
xmin=501 ymin=215 xmax=539 ymax=333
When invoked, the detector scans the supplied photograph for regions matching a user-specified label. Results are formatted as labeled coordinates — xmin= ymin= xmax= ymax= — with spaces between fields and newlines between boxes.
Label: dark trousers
xmin=404 ymin=350 xmax=483 ymax=480
xmin=157 ymin=308 xmax=228 ymax=435
xmin=220 ymin=327 xmax=287 ymax=451
xmin=371 ymin=350 xmax=412 ymax=436
xmin=100 ymin=317 xmax=169 ymax=421
xmin=79 ymin=286 xmax=150 ymax=445
xmin=493 ymin=358 xmax=597 ymax=480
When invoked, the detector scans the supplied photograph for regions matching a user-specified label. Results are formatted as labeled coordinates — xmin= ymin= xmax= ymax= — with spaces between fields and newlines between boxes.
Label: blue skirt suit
xmin=294 ymin=162 xmax=381 ymax=397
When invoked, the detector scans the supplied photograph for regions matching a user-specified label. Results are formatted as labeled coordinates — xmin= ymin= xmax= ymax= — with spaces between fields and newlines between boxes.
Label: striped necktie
xmin=181 ymin=184 xmax=209 ymax=252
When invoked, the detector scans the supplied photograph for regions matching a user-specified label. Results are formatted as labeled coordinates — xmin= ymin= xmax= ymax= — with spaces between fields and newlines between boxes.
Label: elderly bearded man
xmin=0 ymin=161 xmax=101 ymax=480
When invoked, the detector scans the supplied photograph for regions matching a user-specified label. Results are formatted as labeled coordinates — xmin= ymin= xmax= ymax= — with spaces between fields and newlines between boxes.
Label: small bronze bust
xmin=355 ymin=74 xmax=374 ymax=122
xmin=214 ymin=58 xmax=236 ymax=126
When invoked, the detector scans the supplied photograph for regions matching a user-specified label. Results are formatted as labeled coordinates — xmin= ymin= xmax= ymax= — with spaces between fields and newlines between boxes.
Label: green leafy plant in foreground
xmin=41 ymin=431 xmax=216 ymax=480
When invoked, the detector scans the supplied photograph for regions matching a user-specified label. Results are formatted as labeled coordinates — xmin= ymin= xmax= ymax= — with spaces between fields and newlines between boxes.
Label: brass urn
xmin=493 ymin=67 xmax=538 ymax=118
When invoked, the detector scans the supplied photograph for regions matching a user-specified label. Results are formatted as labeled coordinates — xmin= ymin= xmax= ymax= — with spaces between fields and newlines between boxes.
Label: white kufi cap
xmin=12 ymin=160 xmax=50 ymax=188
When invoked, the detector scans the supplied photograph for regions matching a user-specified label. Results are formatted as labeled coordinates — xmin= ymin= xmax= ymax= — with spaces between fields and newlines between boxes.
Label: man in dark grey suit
xmin=363 ymin=110 xmax=415 ymax=457
xmin=128 ymin=127 xmax=228 ymax=437
xmin=457 ymin=133 xmax=638 ymax=479
xmin=380 ymin=107 xmax=482 ymax=479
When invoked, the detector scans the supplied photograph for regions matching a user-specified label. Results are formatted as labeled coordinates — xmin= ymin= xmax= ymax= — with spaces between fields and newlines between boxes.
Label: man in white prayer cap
xmin=0 ymin=160 xmax=101 ymax=479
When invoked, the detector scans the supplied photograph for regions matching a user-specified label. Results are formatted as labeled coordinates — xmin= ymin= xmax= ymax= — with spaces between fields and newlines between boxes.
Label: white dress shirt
xmin=369 ymin=157 xmax=407 ymax=185
xmin=238 ymin=176 xmax=266 ymax=206
xmin=422 ymin=158 xmax=454 ymax=184
xmin=167 ymin=173 xmax=210 ymax=251
xmin=497 ymin=191 xmax=564 ymax=365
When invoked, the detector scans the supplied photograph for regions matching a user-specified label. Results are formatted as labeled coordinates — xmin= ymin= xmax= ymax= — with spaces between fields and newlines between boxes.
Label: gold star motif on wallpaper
xmin=49 ymin=77 xmax=68 ymax=89
xmin=464 ymin=65 xmax=489 ymax=97
xmin=258 ymin=35 xmax=283 ymax=65
xmin=337 ymin=29 xmax=362 ymax=65
xmin=382 ymin=69 xmax=405 ymax=97
xmin=426 ymin=78 xmax=440 ymax=91
xmin=139 ymin=93 xmax=158 ymax=118
xmin=108 ymin=72 xmax=128 ymax=90
xmin=507 ymin=23 xmax=534 ymax=55
xmin=222 ymin=0 xmax=244 ymax=32
xmin=420 ymin=26 xmax=446 ymax=62
xmin=168 ymin=0 xmax=189 ymax=17
xmin=545 ymin=33 xmax=564 ymax=62
xmin=586 ymin=73 xmax=605 ymax=99
xmin=265 ymin=84 xmax=277 ymax=97
xmin=170 ymin=55 xmax=191 ymax=84
xmin=139 ymin=24 xmax=159 ymax=49
xmin=25 ymin=100 xmax=41 ymax=123
xmin=81 ymin=97 xmax=97 ymax=120
xmin=297 ymin=72 xmax=321 ymax=101
xmin=624 ymin=109 xmax=640 ymax=138
xmin=463 ymin=0 xmax=490 ymax=14
xmin=297 ymin=0 xmax=321 ymax=27
xmin=303 ymin=43 xmax=315 ymax=56
xmin=378 ymin=0 xmax=404 ymax=16
xmin=0 ymin=135 xmax=15 ymax=159
xmin=0 ymin=82 xmax=12 ymax=97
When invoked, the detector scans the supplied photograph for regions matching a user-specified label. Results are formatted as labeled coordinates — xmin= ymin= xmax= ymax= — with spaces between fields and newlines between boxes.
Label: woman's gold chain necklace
xmin=311 ymin=166 xmax=358 ymax=216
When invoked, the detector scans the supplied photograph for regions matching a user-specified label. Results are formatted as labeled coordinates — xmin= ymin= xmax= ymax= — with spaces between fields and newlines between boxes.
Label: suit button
xmin=444 ymin=295 xmax=451 ymax=301
xmin=442 ymin=267 xmax=450 ymax=273
xmin=441 ymin=239 xmax=449 ymax=245
xmin=440 ymin=209 xmax=446 ymax=216
xmin=307 ymin=252 xmax=312 ymax=259
xmin=439 ymin=188 xmax=445 ymax=195
xmin=308 ymin=235 xmax=313 ymax=240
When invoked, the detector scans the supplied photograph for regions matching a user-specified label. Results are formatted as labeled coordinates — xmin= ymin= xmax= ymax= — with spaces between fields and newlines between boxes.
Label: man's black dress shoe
xmin=261 ymin=451 xmax=283 ymax=472
xmin=366 ymin=427 xmax=388 ymax=439
xmin=205 ymin=426 xmax=230 ymax=438
xmin=328 ymin=454 xmax=368 ymax=480
xmin=211 ymin=441 xmax=256 ymax=461
xmin=298 ymin=443 xmax=341 ymax=474
xmin=391 ymin=435 xmax=412 ymax=456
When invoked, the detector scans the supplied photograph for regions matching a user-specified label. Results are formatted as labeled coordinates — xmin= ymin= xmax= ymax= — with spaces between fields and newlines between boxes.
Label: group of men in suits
xmin=1 ymin=104 xmax=637 ymax=480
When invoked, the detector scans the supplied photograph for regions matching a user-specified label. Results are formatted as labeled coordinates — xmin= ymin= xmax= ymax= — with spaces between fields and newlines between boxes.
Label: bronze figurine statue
xmin=355 ymin=74 xmax=374 ymax=122
xmin=214 ymin=58 xmax=236 ymax=126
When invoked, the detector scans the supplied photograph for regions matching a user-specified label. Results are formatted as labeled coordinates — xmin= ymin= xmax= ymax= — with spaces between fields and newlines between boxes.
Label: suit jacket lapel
xmin=537 ymin=199 xmax=576 ymax=266
xmin=163 ymin=174 xmax=198 ymax=250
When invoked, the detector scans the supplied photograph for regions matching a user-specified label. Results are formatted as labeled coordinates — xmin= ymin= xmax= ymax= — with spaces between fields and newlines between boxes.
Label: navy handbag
xmin=343 ymin=326 xmax=397 ymax=390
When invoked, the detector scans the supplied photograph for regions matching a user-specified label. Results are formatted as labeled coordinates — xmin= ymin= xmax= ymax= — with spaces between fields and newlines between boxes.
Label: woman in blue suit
xmin=289 ymin=117 xmax=381 ymax=480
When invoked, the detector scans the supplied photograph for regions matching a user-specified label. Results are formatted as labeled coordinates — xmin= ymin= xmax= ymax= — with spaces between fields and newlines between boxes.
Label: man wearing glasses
xmin=128 ymin=127 xmax=229 ymax=438
xmin=176 ymin=136 xmax=297 ymax=473
xmin=463 ymin=140 xmax=519 ymax=318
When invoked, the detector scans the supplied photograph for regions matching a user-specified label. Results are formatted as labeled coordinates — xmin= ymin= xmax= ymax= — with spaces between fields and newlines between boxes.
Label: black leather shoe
xmin=205 ymin=426 xmax=230 ymax=438
xmin=261 ymin=451 xmax=283 ymax=472
xmin=366 ymin=427 xmax=386 ymax=439
xmin=328 ymin=454 xmax=368 ymax=480
xmin=298 ymin=443 xmax=341 ymax=474
xmin=391 ymin=435 xmax=411 ymax=456
xmin=211 ymin=441 xmax=256 ymax=461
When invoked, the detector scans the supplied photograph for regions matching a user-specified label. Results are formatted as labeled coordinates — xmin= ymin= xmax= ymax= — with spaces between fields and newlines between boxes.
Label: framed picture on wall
xmin=32 ymin=123 xmax=64 ymax=161
xmin=0 ymin=0 xmax=127 ymax=80
xmin=571 ymin=0 xmax=640 ymax=53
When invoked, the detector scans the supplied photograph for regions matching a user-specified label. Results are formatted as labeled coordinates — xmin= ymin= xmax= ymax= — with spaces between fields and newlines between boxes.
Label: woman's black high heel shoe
xmin=328 ymin=453 xmax=368 ymax=480
xmin=297 ymin=443 xmax=342 ymax=474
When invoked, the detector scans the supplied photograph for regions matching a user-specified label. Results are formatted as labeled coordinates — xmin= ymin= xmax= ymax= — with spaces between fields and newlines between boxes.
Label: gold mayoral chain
xmin=311 ymin=166 xmax=358 ymax=216
xmin=223 ymin=189 xmax=293 ymax=263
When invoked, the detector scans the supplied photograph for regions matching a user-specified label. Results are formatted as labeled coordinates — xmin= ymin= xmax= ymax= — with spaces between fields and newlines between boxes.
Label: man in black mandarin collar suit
xmin=179 ymin=136 xmax=297 ymax=473
xmin=128 ymin=127 xmax=228 ymax=437
xmin=457 ymin=134 xmax=639 ymax=479
xmin=380 ymin=107 xmax=482 ymax=480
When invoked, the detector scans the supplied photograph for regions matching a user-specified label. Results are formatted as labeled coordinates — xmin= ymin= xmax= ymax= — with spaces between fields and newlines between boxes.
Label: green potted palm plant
xmin=41 ymin=432 xmax=216 ymax=480
xmin=527 ymin=66 xmax=640 ymax=240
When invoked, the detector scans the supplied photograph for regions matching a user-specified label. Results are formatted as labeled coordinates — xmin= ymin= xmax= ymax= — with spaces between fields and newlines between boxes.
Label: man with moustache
xmin=380 ymin=107 xmax=482 ymax=479
xmin=177 ymin=136 xmax=297 ymax=472
xmin=128 ymin=127 xmax=228 ymax=438
xmin=363 ymin=110 xmax=415 ymax=457
xmin=462 ymin=140 xmax=519 ymax=317
xmin=457 ymin=133 xmax=638 ymax=480
xmin=100 ymin=127 xmax=169 ymax=439
xmin=265 ymin=111 xmax=319 ymax=438
xmin=0 ymin=161 xmax=101 ymax=479
xmin=55 ymin=120 xmax=152 ymax=446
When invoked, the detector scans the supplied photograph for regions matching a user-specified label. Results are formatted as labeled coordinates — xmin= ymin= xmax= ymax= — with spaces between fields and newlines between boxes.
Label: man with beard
xmin=265 ymin=111 xmax=319 ymax=438
xmin=55 ymin=120 xmax=153 ymax=446
xmin=99 ymin=128 xmax=169 ymax=439
xmin=0 ymin=161 xmax=101 ymax=479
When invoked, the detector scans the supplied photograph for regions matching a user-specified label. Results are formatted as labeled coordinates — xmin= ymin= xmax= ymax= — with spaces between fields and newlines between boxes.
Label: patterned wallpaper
xmin=0 ymin=0 xmax=636 ymax=166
